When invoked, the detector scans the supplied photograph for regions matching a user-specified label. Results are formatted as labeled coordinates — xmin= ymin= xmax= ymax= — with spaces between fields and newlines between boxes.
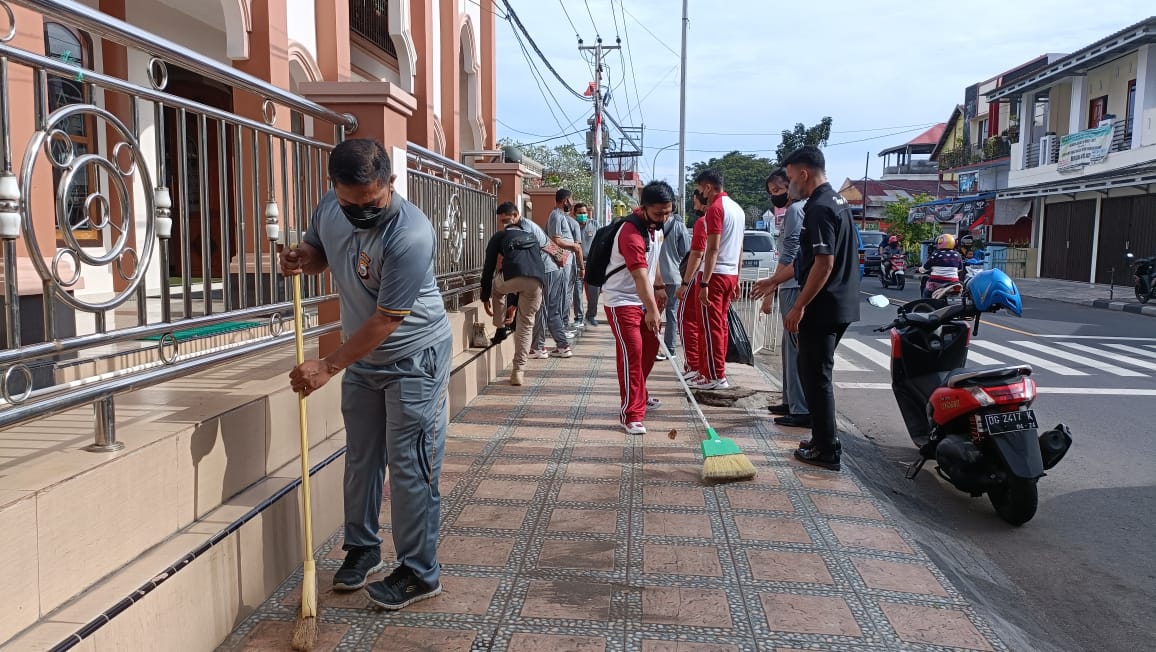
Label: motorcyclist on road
xmin=920 ymin=234 xmax=964 ymax=298
xmin=880 ymin=235 xmax=904 ymax=275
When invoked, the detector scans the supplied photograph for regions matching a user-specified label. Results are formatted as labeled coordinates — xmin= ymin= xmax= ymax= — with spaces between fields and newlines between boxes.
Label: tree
xmin=499 ymin=139 xmax=594 ymax=205
xmin=882 ymin=193 xmax=941 ymax=259
xmin=684 ymin=151 xmax=777 ymax=226
xmin=774 ymin=117 xmax=833 ymax=166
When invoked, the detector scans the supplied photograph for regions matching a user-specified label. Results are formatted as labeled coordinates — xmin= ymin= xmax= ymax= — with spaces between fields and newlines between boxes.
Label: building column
xmin=439 ymin=6 xmax=461 ymax=160
xmin=1069 ymin=75 xmax=1089 ymax=134
xmin=408 ymin=0 xmax=438 ymax=150
xmin=1089 ymin=194 xmax=1102 ymax=284
xmin=474 ymin=162 xmax=540 ymax=213
xmin=314 ymin=0 xmax=351 ymax=81
xmin=1134 ymin=44 xmax=1156 ymax=149
xmin=298 ymin=81 xmax=417 ymax=355
xmin=1015 ymin=94 xmax=1031 ymax=170
xmin=480 ymin=0 xmax=497 ymax=150
xmin=99 ymin=0 xmax=136 ymax=294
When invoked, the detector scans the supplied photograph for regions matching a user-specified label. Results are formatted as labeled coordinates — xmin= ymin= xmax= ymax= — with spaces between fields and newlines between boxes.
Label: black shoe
xmin=799 ymin=439 xmax=843 ymax=454
xmin=333 ymin=546 xmax=386 ymax=591
xmin=767 ymin=403 xmax=790 ymax=416
xmin=774 ymin=414 xmax=813 ymax=428
xmin=490 ymin=327 xmax=510 ymax=345
xmin=794 ymin=446 xmax=841 ymax=471
xmin=365 ymin=565 xmax=442 ymax=610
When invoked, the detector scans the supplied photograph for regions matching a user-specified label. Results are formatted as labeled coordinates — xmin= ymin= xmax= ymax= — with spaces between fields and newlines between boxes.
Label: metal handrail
xmin=0 ymin=294 xmax=336 ymax=366
xmin=407 ymin=142 xmax=496 ymax=184
xmin=11 ymin=0 xmax=356 ymax=130
xmin=0 ymin=322 xmax=340 ymax=429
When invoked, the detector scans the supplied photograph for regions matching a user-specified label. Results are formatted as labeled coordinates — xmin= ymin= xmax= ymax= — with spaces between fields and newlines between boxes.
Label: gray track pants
xmin=340 ymin=335 xmax=452 ymax=585
xmin=779 ymin=287 xmax=809 ymax=416
xmin=533 ymin=269 xmax=570 ymax=350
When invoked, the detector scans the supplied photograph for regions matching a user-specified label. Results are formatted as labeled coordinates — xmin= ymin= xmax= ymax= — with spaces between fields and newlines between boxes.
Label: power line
xmin=464 ymin=0 xmax=507 ymax=19
xmin=617 ymin=0 xmax=645 ymax=126
xmin=674 ymin=125 xmax=936 ymax=154
xmin=556 ymin=0 xmax=581 ymax=39
xmin=501 ymin=0 xmax=588 ymax=100
xmin=620 ymin=4 xmax=679 ymax=57
xmin=581 ymin=0 xmax=600 ymax=37
xmin=507 ymin=18 xmax=570 ymax=137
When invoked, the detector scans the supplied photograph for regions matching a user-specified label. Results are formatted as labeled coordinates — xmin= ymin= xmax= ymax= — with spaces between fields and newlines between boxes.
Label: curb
xmin=1090 ymin=298 xmax=1156 ymax=317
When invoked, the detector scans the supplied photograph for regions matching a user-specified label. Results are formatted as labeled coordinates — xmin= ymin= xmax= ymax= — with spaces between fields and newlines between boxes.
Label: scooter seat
xmin=946 ymin=364 xmax=1033 ymax=387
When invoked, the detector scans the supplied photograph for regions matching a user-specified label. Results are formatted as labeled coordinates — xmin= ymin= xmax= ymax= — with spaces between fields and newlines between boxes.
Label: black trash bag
xmin=726 ymin=306 xmax=754 ymax=366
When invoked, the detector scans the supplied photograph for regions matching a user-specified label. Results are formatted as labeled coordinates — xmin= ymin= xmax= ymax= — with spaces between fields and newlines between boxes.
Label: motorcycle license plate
xmin=984 ymin=410 xmax=1038 ymax=435
xmin=742 ymin=259 xmax=760 ymax=268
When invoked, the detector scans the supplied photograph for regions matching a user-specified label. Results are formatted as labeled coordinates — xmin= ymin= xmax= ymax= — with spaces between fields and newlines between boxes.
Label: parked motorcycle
xmin=1127 ymin=251 xmax=1156 ymax=304
xmin=880 ymin=253 xmax=907 ymax=290
xmin=872 ymin=269 xmax=1073 ymax=525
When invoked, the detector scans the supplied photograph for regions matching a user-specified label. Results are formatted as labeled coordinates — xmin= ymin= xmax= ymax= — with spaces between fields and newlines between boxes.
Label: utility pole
xmin=861 ymin=151 xmax=870 ymax=229
xmin=677 ymin=0 xmax=689 ymax=216
xmin=581 ymin=38 xmax=619 ymax=225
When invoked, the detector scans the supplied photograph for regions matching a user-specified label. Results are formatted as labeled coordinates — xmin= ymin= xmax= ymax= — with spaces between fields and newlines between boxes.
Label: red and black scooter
xmin=873 ymin=270 xmax=1073 ymax=525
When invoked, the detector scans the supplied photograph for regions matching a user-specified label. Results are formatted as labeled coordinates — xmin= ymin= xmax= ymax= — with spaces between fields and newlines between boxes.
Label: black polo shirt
xmin=796 ymin=182 xmax=861 ymax=325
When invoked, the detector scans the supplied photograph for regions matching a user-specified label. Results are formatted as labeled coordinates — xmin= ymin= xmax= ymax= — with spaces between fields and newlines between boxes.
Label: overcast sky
xmin=493 ymin=0 xmax=1150 ymax=194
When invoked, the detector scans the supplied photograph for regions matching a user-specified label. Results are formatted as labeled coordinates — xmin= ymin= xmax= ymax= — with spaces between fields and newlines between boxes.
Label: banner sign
xmin=1058 ymin=121 xmax=1113 ymax=173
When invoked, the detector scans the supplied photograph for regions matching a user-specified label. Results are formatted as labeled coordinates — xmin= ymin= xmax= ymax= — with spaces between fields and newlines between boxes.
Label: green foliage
xmin=882 ymin=193 xmax=940 ymax=254
xmin=499 ymin=139 xmax=594 ymax=205
xmin=774 ymin=117 xmax=834 ymax=166
xmin=684 ymin=151 xmax=777 ymax=221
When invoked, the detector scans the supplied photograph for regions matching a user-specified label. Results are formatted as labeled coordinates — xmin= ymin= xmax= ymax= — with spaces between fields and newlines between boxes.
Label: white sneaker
xmin=550 ymin=346 xmax=573 ymax=358
xmin=646 ymin=397 xmax=662 ymax=409
xmin=625 ymin=422 xmax=647 ymax=435
xmin=564 ymin=330 xmax=578 ymax=340
xmin=690 ymin=377 xmax=730 ymax=390
xmin=681 ymin=369 xmax=701 ymax=382
xmin=655 ymin=353 xmax=668 ymax=361
xmin=531 ymin=349 xmax=550 ymax=360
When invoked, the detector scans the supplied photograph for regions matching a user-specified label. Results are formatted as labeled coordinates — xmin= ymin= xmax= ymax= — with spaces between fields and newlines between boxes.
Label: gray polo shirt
xmin=777 ymin=201 xmax=806 ymax=290
xmin=303 ymin=190 xmax=451 ymax=366
xmin=659 ymin=216 xmax=690 ymax=286
xmin=581 ymin=218 xmax=597 ymax=256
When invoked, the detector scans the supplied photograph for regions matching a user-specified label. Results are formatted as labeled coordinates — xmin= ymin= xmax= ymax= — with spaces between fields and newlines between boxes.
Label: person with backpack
xmin=595 ymin=181 xmax=673 ymax=435
xmin=481 ymin=202 xmax=546 ymax=386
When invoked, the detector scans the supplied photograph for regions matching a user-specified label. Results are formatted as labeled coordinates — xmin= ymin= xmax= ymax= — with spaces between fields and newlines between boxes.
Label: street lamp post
xmin=651 ymin=142 xmax=680 ymax=186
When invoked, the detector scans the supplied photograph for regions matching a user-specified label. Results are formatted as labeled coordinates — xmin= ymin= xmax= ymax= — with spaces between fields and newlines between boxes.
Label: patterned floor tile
xmin=221 ymin=328 xmax=1006 ymax=652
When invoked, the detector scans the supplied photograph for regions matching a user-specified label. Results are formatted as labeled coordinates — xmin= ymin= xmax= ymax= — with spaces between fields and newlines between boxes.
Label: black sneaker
xmin=798 ymin=439 xmax=843 ymax=454
xmin=794 ymin=446 xmax=841 ymax=471
xmin=365 ymin=565 xmax=442 ymax=610
xmin=490 ymin=326 xmax=511 ymax=346
xmin=332 ymin=546 xmax=386 ymax=591
xmin=767 ymin=403 xmax=790 ymax=416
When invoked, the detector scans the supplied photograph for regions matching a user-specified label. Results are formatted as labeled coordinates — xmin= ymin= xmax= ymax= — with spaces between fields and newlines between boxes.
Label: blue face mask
xmin=576 ymin=213 xmax=589 ymax=224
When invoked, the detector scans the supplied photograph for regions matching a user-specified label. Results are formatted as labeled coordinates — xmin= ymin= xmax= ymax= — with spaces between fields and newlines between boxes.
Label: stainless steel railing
xmin=0 ymin=0 xmax=355 ymax=451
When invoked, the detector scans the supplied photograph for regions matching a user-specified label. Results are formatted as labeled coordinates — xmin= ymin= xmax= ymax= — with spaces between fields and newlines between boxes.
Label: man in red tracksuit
xmin=676 ymin=191 xmax=708 ymax=383
xmin=690 ymin=169 xmax=743 ymax=390
xmin=604 ymin=181 xmax=674 ymax=435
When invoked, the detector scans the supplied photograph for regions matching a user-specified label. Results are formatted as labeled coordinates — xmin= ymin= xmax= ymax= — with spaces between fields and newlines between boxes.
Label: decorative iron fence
xmin=0 ymin=0 xmax=353 ymax=450
xmin=406 ymin=144 xmax=497 ymax=309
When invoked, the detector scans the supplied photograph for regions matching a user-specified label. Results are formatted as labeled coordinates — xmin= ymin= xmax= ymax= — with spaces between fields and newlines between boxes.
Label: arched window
xmin=43 ymin=22 xmax=97 ymax=240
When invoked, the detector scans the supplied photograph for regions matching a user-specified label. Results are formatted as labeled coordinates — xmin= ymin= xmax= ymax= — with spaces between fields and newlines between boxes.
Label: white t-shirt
xmin=602 ymin=217 xmax=663 ymax=308
xmin=703 ymin=193 xmax=744 ymax=276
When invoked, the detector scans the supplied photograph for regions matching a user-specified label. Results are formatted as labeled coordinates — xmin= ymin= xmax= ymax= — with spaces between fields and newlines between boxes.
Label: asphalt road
xmin=757 ymin=279 xmax=1156 ymax=652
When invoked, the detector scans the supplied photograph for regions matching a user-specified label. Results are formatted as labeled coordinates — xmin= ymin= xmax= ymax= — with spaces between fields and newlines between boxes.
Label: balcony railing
xmin=1024 ymin=120 xmax=1133 ymax=170
xmin=883 ymin=160 xmax=939 ymax=176
xmin=938 ymin=137 xmax=1012 ymax=171
xmin=350 ymin=0 xmax=398 ymax=59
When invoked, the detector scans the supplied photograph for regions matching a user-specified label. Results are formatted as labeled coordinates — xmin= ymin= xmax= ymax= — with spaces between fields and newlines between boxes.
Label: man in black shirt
xmin=782 ymin=146 xmax=860 ymax=470
xmin=481 ymin=202 xmax=546 ymax=386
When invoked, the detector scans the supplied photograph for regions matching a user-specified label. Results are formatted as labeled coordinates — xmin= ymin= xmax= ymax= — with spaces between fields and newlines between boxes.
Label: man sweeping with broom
xmin=281 ymin=139 xmax=452 ymax=643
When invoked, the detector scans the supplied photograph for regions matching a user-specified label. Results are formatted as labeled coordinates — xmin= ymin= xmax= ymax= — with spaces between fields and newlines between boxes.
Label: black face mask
xmin=771 ymin=192 xmax=790 ymax=209
xmin=340 ymin=202 xmax=385 ymax=230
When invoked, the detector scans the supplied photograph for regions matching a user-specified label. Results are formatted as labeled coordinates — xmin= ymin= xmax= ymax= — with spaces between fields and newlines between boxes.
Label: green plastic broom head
xmin=701 ymin=427 xmax=744 ymax=458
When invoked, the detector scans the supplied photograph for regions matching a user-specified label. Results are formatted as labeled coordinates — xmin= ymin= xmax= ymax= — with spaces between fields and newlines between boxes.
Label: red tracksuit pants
xmin=678 ymin=271 xmax=704 ymax=374
xmin=698 ymin=274 xmax=738 ymax=381
xmin=606 ymin=305 xmax=659 ymax=424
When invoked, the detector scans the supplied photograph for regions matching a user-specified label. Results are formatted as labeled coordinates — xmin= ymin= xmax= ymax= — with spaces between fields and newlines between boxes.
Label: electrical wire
xmin=507 ymin=18 xmax=570 ymax=137
xmin=501 ymin=0 xmax=589 ymax=100
xmin=616 ymin=0 xmax=645 ymax=126
xmin=464 ymin=0 xmax=507 ymax=19
xmin=556 ymin=0 xmax=581 ymax=40
xmin=619 ymin=4 xmax=679 ymax=57
xmin=644 ymin=122 xmax=942 ymax=137
xmin=677 ymin=125 xmax=936 ymax=154
xmin=582 ymin=0 xmax=600 ymax=37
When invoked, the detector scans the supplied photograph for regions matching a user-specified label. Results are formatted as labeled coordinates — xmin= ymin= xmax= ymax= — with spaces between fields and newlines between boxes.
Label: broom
xmin=290 ymin=272 xmax=319 ymax=651
xmin=656 ymin=339 xmax=755 ymax=483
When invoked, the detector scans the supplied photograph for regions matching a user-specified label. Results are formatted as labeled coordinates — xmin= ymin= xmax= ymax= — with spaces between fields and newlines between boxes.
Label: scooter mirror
xmin=867 ymin=295 xmax=891 ymax=308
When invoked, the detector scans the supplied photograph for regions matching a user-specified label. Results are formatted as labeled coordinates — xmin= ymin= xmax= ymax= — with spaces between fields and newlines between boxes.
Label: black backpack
xmin=500 ymin=228 xmax=539 ymax=257
xmin=584 ymin=214 xmax=650 ymax=288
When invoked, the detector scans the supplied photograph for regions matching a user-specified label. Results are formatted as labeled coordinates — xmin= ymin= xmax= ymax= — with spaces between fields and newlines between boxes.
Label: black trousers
xmin=796 ymin=321 xmax=851 ymax=454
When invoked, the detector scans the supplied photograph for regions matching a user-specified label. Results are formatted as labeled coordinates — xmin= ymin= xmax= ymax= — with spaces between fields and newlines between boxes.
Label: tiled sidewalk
xmin=218 ymin=328 xmax=1006 ymax=652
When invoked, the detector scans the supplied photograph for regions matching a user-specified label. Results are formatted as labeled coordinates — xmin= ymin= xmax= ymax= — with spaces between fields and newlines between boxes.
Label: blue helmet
xmin=969 ymin=269 xmax=1022 ymax=316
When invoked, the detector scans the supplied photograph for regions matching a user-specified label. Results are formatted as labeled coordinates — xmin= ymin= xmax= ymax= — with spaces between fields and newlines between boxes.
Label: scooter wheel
xmin=1137 ymin=284 xmax=1152 ymax=304
xmin=988 ymin=477 xmax=1038 ymax=526
xmin=880 ymin=274 xmax=889 ymax=288
xmin=896 ymin=276 xmax=905 ymax=291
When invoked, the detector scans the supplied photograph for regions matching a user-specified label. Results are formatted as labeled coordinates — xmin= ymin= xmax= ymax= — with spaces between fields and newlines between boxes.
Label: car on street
xmin=859 ymin=230 xmax=887 ymax=276
xmin=741 ymin=229 xmax=777 ymax=281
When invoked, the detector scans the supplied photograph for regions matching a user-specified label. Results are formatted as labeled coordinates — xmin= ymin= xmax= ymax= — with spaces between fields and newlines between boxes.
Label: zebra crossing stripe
xmin=1011 ymin=341 xmax=1144 ymax=377
xmin=1059 ymin=342 xmax=1156 ymax=372
xmin=1106 ymin=343 xmax=1156 ymax=361
xmin=840 ymin=339 xmax=893 ymax=370
xmin=968 ymin=341 xmax=1087 ymax=376
xmin=871 ymin=337 xmax=1005 ymax=366
xmin=834 ymin=352 xmax=867 ymax=372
